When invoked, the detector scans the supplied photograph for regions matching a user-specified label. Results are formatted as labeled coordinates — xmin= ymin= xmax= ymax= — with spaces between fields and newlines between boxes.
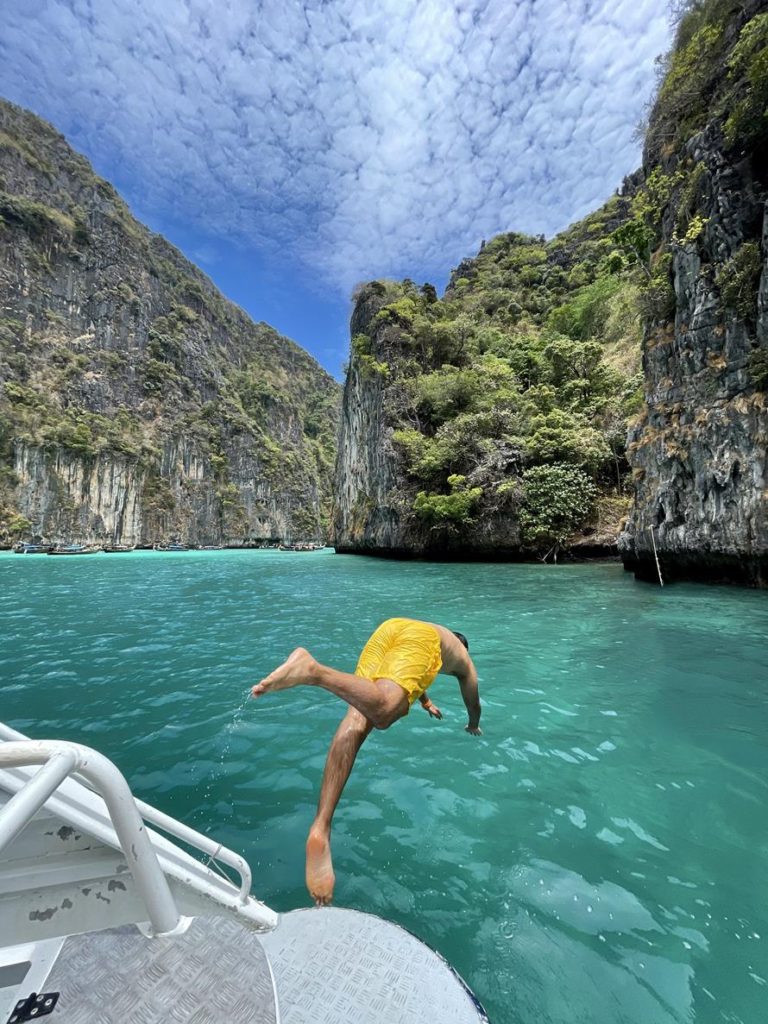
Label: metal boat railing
xmin=0 ymin=723 xmax=277 ymax=936
xmin=132 ymin=797 xmax=253 ymax=903
xmin=0 ymin=740 xmax=183 ymax=936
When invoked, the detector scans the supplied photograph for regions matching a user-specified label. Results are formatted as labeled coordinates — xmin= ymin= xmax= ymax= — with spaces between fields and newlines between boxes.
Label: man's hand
xmin=465 ymin=724 xmax=482 ymax=736
xmin=419 ymin=696 xmax=443 ymax=719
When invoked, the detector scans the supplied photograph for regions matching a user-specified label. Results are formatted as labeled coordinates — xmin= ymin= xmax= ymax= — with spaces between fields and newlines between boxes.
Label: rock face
xmin=333 ymin=295 xmax=404 ymax=553
xmin=0 ymin=99 xmax=340 ymax=547
xmin=333 ymin=285 xmax=523 ymax=556
xmin=619 ymin=1 xmax=768 ymax=584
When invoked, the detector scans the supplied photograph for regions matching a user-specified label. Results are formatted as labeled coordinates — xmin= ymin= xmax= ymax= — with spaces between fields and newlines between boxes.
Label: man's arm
xmin=457 ymin=663 xmax=481 ymax=735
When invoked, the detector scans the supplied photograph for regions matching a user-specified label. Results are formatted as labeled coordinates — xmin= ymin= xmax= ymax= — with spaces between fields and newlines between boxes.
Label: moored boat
xmin=103 ymin=544 xmax=137 ymax=553
xmin=12 ymin=543 xmax=53 ymax=554
xmin=48 ymin=544 xmax=102 ymax=555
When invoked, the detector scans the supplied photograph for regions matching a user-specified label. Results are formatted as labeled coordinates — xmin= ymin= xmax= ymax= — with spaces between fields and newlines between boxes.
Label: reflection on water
xmin=2 ymin=551 xmax=767 ymax=1024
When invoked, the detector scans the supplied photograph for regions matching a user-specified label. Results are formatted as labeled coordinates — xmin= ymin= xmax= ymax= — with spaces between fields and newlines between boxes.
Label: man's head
xmin=452 ymin=631 xmax=469 ymax=652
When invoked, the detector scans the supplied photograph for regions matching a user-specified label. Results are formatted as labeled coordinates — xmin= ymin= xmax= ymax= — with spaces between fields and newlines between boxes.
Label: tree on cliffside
xmin=520 ymin=464 xmax=597 ymax=560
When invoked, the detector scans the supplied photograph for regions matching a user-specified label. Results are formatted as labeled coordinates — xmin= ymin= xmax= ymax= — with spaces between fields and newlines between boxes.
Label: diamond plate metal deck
xmin=36 ymin=908 xmax=488 ymax=1023
xmin=262 ymin=907 xmax=489 ymax=1024
xmin=45 ymin=917 xmax=278 ymax=1024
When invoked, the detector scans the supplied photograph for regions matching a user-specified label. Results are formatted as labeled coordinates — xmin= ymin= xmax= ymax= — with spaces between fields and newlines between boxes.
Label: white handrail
xmin=133 ymin=800 xmax=252 ymax=903
xmin=0 ymin=722 xmax=252 ymax=902
xmin=0 ymin=750 xmax=78 ymax=857
xmin=0 ymin=740 xmax=182 ymax=937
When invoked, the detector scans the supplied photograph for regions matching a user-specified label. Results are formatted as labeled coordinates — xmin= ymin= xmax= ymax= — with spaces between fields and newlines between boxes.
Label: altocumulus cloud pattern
xmin=1 ymin=0 xmax=670 ymax=293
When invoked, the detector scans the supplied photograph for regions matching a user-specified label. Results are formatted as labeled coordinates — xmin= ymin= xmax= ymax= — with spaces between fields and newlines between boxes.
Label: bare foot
xmin=306 ymin=828 xmax=335 ymax=906
xmin=252 ymin=647 xmax=318 ymax=698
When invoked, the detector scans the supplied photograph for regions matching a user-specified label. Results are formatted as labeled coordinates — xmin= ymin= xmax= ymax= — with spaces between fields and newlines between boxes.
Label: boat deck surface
xmin=37 ymin=908 xmax=488 ymax=1023
xmin=45 ymin=917 xmax=277 ymax=1024
xmin=261 ymin=907 xmax=488 ymax=1023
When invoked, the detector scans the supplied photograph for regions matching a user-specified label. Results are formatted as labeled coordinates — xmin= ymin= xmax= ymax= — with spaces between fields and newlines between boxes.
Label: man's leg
xmin=252 ymin=647 xmax=408 ymax=729
xmin=306 ymin=706 xmax=374 ymax=906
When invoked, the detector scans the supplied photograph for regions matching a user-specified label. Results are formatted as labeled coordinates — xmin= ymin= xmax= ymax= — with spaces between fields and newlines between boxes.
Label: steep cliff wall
xmin=619 ymin=0 xmax=768 ymax=584
xmin=333 ymin=290 xmax=404 ymax=552
xmin=333 ymin=285 xmax=523 ymax=555
xmin=0 ymin=99 xmax=340 ymax=547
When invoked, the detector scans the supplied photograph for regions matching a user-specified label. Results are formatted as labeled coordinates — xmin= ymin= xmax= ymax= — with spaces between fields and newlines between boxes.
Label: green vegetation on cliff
xmin=647 ymin=1 xmax=768 ymax=160
xmin=351 ymin=191 xmax=646 ymax=552
xmin=620 ymin=0 xmax=768 ymax=478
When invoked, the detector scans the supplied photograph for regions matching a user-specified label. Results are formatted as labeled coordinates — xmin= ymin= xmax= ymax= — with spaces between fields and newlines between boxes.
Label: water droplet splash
xmin=196 ymin=688 xmax=252 ymax=825
xmin=220 ymin=688 xmax=253 ymax=763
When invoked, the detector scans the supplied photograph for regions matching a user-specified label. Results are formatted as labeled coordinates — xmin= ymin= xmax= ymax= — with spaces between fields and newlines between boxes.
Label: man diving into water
xmin=252 ymin=617 xmax=481 ymax=906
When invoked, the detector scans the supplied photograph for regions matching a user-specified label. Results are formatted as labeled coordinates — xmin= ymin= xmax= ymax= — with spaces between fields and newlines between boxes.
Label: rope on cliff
xmin=648 ymin=526 xmax=664 ymax=587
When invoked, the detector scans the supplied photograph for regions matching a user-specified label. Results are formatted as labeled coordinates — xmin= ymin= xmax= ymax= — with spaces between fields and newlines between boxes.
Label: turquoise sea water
xmin=1 ymin=550 xmax=767 ymax=1023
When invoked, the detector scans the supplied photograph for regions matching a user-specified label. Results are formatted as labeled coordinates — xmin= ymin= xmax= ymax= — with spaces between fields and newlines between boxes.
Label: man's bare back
xmin=431 ymin=621 xmax=471 ymax=675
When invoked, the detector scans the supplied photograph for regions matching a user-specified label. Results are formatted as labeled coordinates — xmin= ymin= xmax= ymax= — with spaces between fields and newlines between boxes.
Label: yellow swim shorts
xmin=355 ymin=618 xmax=442 ymax=707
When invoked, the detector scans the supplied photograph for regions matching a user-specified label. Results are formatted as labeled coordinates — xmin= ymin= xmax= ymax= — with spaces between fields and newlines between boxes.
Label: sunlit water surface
xmin=1 ymin=550 xmax=767 ymax=1023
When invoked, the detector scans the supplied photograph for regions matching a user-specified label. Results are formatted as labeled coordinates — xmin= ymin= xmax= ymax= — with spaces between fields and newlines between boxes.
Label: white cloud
xmin=0 ymin=0 xmax=671 ymax=293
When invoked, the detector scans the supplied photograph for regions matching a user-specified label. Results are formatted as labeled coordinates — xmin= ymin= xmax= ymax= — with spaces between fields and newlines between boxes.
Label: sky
xmin=0 ymin=0 xmax=672 ymax=378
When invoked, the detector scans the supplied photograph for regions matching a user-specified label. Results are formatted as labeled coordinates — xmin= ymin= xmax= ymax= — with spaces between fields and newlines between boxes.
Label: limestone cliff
xmin=619 ymin=0 xmax=768 ymax=584
xmin=333 ymin=289 xmax=405 ymax=553
xmin=334 ymin=0 xmax=768 ymax=584
xmin=333 ymin=282 xmax=525 ymax=556
xmin=0 ymin=99 xmax=340 ymax=547
xmin=332 ymin=205 xmax=641 ymax=559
